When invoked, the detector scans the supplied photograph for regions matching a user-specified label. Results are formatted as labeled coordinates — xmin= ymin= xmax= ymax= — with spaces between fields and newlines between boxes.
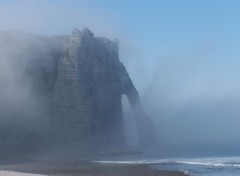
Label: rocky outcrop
xmin=0 ymin=29 xmax=154 ymax=150
xmin=51 ymin=28 xmax=144 ymax=148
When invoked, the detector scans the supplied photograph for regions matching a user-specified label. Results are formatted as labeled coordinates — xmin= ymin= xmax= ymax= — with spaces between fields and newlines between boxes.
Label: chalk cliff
xmin=0 ymin=28 xmax=154 ymax=150
xmin=51 ymin=28 xmax=148 ymax=148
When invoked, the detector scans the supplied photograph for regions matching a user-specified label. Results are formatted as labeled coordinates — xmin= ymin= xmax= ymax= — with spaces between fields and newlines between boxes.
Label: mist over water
xmin=139 ymin=54 xmax=240 ymax=154
xmin=0 ymin=0 xmax=240 ymax=159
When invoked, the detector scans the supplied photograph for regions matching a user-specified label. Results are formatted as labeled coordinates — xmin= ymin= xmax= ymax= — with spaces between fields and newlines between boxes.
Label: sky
xmin=1 ymin=0 xmax=240 ymax=151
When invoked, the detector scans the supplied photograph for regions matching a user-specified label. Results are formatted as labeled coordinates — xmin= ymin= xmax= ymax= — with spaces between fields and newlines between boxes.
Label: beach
xmin=0 ymin=161 xmax=187 ymax=176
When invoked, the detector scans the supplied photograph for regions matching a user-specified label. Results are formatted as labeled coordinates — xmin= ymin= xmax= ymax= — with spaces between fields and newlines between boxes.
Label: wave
xmin=94 ymin=156 xmax=240 ymax=168
xmin=174 ymin=156 xmax=240 ymax=168
xmin=174 ymin=161 xmax=240 ymax=168
xmin=94 ymin=160 xmax=164 ymax=164
xmin=0 ymin=171 xmax=47 ymax=176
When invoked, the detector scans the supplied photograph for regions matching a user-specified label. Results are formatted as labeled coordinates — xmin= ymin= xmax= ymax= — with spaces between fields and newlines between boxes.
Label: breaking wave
xmin=0 ymin=171 xmax=46 ymax=176
xmin=95 ymin=156 xmax=240 ymax=168
xmin=95 ymin=156 xmax=240 ymax=175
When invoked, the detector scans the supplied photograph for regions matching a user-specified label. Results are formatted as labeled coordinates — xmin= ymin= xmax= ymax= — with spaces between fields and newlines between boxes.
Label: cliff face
xmin=0 ymin=29 xmax=153 ymax=150
xmin=51 ymin=28 xmax=138 ymax=148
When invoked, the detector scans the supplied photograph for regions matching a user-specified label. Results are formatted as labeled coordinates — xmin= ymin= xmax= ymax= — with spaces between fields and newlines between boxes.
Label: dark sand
xmin=0 ymin=161 xmax=187 ymax=176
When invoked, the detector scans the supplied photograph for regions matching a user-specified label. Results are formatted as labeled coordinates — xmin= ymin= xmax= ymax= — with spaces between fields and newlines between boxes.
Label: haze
xmin=0 ymin=0 xmax=240 ymax=155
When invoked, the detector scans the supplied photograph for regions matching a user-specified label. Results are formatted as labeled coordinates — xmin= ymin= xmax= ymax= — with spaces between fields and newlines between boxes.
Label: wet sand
xmin=0 ymin=161 xmax=187 ymax=176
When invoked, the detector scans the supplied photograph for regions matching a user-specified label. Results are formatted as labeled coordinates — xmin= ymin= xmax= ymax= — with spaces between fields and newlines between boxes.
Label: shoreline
xmin=0 ymin=161 xmax=188 ymax=176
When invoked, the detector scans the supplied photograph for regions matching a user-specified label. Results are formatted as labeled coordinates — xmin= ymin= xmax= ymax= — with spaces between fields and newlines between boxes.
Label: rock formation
xmin=51 ymin=28 xmax=149 ymax=149
xmin=0 ymin=28 xmax=154 ymax=151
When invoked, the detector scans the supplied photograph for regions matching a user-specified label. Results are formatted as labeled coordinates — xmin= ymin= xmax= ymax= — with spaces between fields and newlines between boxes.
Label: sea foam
xmin=0 ymin=171 xmax=47 ymax=176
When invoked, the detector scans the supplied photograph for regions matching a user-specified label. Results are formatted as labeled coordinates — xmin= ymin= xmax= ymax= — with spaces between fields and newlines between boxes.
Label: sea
xmin=0 ymin=151 xmax=239 ymax=175
xmin=97 ymin=152 xmax=240 ymax=176
xmin=1 ymin=156 xmax=239 ymax=176
xmin=152 ymin=156 xmax=240 ymax=176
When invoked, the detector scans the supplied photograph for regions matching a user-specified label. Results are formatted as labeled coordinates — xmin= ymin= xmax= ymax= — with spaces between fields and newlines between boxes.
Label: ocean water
xmin=97 ymin=156 xmax=240 ymax=176
xmin=152 ymin=156 xmax=240 ymax=176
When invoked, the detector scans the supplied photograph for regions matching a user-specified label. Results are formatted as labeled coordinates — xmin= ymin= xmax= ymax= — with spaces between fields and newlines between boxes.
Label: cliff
xmin=0 ymin=28 xmax=154 ymax=151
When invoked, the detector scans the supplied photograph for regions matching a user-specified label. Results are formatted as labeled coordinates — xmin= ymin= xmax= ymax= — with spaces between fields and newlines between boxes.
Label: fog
xmin=139 ymin=55 xmax=240 ymax=153
xmin=0 ymin=0 xmax=240 ymax=156
xmin=121 ymin=55 xmax=240 ymax=154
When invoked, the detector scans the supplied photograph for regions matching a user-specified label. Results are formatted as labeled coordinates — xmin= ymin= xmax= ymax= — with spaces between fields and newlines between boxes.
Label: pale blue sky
xmin=1 ymin=0 xmax=240 ymax=61
xmin=1 ymin=0 xmax=240 ymax=55
xmin=88 ymin=0 xmax=240 ymax=59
